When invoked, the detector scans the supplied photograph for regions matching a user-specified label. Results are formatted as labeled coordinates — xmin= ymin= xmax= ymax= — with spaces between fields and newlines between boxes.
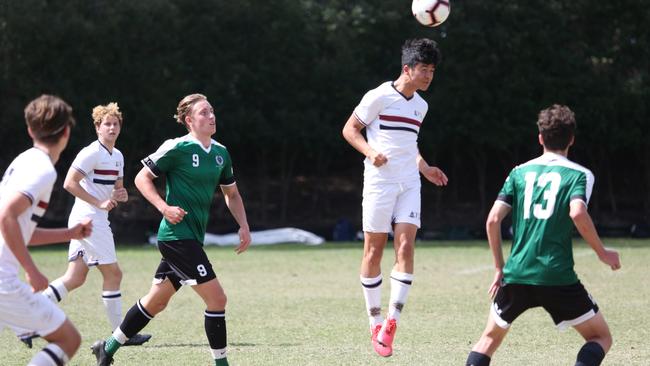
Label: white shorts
xmin=362 ymin=180 xmax=421 ymax=233
xmin=68 ymin=218 xmax=117 ymax=266
xmin=0 ymin=277 xmax=67 ymax=336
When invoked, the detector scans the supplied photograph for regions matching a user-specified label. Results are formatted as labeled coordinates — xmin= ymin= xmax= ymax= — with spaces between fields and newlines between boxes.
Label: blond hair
xmin=174 ymin=93 xmax=207 ymax=129
xmin=92 ymin=102 xmax=123 ymax=128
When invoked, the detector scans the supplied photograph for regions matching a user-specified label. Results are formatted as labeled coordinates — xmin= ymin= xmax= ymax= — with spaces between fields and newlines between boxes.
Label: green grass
xmin=1 ymin=239 xmax=648 ymax=365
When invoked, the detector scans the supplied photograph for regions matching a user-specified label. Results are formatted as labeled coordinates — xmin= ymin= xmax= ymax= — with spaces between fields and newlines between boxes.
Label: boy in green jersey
xmin=465 ymin=105 xmax=621 ymax=366
xmin=92 ymin=94 xmax=251 ymax=366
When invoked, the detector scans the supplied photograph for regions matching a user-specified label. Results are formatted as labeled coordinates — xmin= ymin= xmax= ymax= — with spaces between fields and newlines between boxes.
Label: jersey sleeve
xmin=353 ymin=88 xmax=385 ymax=126
xmin=219 ymin=149 xmax=236 ymax=186
xmin=70 ymin=146 xmax=99 ymax=177
xmin=9 ymin=166 xmax=56 ymax=204
xmin=496 ymin=169 xmax=516 ymax=206
xmin=570 ymin=170 xmax=595 ymax=205
xmin=141 ymin=139 xmax=178 ymax=177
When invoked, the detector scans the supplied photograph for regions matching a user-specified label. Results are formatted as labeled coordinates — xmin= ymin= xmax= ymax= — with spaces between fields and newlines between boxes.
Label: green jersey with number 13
xmin=496 ymin=152 xmax=594 ymax=286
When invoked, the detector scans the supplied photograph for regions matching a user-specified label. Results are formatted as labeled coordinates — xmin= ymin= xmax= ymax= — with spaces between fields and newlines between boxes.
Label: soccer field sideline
xmin=1 ymin=239 xmax=648 ymax=365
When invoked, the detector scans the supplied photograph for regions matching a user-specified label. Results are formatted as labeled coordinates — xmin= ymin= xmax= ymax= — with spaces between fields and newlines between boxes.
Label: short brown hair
xmin=92 ymin=102 xmax=123 ymax=128
xmin=24 ymin=95 xmax=76 ymax=144
xmin=174 ymin=93 xmax=207 ymax=129
xmin=537 ymin=104 xmax=576 ymax=151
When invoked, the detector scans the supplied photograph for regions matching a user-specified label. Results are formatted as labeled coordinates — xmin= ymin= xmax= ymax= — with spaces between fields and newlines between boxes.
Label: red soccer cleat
xmin=372 ymin=324 xmax=392 ymax=357
xmin=378 ymin=318 xmax=397 ymax=348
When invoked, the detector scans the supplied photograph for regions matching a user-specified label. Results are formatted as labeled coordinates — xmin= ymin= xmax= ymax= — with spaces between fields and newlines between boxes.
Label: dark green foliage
xmin=0 ymin=0 xmax=647 ymax=235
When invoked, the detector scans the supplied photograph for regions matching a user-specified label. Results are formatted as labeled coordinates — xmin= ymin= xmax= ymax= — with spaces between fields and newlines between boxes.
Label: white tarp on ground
xmin=148 ymin=227 xmax=325 ymax=246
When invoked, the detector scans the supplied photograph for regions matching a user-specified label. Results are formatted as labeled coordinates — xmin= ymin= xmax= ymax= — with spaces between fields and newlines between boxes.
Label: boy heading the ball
xmin=342 ymin=38 xmax=448 ymax=357
xmin=465 ymin=105 xmax=621 ymax=366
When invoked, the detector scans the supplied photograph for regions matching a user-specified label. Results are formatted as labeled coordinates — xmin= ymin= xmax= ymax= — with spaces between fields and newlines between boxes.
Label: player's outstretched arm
xmin=0 ymin=191 xmax=48 ymax=291
xmin=64 ymin=167 xmax=117 ymax=211
xmin=342 ymin=114 xmax=387 ymax=167
xmin=417 ymin=152 xmax=448 ymax=186
xmin=220 ymin=184 xmax=251 ymax=254
xmin=485 ymin=201 xmax=510 ymax=298
xmin=569 ymin=200 xmax=621 ymax=271
xmin=30 ymin=217 xmax=93 ymax=246
xmin=135 ymin=167 xmax=186 ymax=225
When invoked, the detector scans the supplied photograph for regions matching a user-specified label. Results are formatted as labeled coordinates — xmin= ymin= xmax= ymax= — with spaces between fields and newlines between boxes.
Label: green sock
xmin=215 ymin=358 xmax=229 ymax=366
xmin=104 ymin=336 xmax=122 ymax=356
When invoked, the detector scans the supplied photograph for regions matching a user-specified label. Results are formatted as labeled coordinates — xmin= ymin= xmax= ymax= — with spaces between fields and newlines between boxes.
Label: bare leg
xmin=573 ymin=312 xmax=612 ymax=365
xmin=42 ymin=319 xmax=81 ymax=360
xmin=471 ymin=312 xmax=510 ymax=357
xmin=361 ymin=232 xmax=388 ymax=277
xmin=58 ymin=258 xmax=90 ymax=292
xmin=391 ymin=223 xmax=417 ymax=274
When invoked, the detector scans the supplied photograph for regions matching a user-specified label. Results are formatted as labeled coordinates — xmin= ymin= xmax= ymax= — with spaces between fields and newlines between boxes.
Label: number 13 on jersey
xmin=523 ymin=172 xmax=561 ymax=220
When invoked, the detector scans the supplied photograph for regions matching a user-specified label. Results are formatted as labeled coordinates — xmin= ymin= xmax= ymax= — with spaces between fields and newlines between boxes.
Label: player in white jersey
xmin=342 ymin=38 xmax=448 ymax=357
xmin=33 ymin=103 xmax=150 ymax=346
xmin=0 ymin=95 xmax=92 ymax=366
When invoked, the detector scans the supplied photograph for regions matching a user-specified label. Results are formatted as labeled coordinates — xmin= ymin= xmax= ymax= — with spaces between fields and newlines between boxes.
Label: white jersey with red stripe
xmin=69 ymin=140 xmax=124 ymax=222
xmin=353 ymin=81 xmax=428 ymax=184
xmin=0 ymin=148 xmax=56 ymax=279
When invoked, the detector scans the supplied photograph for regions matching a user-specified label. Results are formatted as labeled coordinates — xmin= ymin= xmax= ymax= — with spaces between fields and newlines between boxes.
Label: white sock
xmin=112 ymin=327 xmax=128 ymax=344
xmin=28 ymin=344 xmax=69 ymax=366
xmin=102 ymin=290 xmax=123 ymax=330
xmin=210 ymin=347 xmax=227 ymax=360
xmin=42 ymin=279 xmax=68 ymax=303
xmin=360 ymin=274 xmax=383 ymax=328
xmin=388 ymin=270 xmax=413 ymax=322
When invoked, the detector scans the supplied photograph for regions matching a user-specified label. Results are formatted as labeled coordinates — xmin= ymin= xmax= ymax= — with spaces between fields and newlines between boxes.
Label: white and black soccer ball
xmin=412 ymin=0 xmax=450 ymax=27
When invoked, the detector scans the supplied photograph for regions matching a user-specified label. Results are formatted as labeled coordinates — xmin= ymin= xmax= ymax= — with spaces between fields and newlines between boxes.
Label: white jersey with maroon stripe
xmin=69 ymin=140 xmax=124 ymax=222
xmin=353 ymin=81 xmax=428 ymax=184
xmin=0 ymin=148 xmax=56 ymax=278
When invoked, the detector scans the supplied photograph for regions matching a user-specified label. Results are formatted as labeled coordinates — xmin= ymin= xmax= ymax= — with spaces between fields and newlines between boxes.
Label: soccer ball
xmin=412 ymin=0 xmax=450 ymax=27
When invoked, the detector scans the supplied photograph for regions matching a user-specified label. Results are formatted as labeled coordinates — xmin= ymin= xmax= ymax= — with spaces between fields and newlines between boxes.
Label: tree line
xmin=1 ymin=0 xmax=648 ymax=239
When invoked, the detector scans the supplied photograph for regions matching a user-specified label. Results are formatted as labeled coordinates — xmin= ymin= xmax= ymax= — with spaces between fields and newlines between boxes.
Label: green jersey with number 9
xmin=141 ymin=134 xmax=235 ymax=243
xmin=496 ymin=152 xmax=594 ymax=286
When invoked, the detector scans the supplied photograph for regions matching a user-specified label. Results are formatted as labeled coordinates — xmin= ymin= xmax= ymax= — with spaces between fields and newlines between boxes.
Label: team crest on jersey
xmin=414 ymin=110 xmax=423 ymax=118
xmin=215 ymin=155 xmax=224 ymax=166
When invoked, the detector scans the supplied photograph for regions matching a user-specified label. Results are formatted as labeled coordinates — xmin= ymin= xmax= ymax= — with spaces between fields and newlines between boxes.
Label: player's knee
xmin=209 ymin=292 xmax=227 ymax=309
xmin=150 ymin=298 xmax=170 ymax=314
xmin=363 ymin=247 xmax=383 ymax=265
xmin=396 ymin=243 xmax=414 ymax=261
xmin=111 ymin=266 xmax=123 ymax=283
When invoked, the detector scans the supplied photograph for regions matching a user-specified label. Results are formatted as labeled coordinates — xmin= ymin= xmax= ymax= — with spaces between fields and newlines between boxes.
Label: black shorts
xmin=491 ymin=281 xmax=599 ymax=330
xmin=154 ymin=239 xmax=216 ymax=291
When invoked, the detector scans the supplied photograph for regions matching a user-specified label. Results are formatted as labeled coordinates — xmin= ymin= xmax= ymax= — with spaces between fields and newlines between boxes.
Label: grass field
xmin=1 ymin=239 xmax=648 ymax=365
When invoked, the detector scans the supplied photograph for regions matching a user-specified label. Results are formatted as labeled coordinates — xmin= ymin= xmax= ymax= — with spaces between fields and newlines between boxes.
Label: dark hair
xmin=537 ymin=104 xmax=576 ymax=151
xmin=24 ymin=95 xmax=75 ymax=144
xmin=401 ymin=38 xmax=441 ymax=68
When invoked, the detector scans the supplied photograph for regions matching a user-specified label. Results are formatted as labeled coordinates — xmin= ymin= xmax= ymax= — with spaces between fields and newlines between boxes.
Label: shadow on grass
xmin=149 ymin=342 xmax=300 ymax=348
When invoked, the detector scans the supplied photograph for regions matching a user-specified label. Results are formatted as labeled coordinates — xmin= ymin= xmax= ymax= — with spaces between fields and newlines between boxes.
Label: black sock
xmin=575 ymin=341 xmax=605 ymax=366
xmin=121 ymin=300 xmax=154 ymax=338
xmin=205 ymin=310 xmax=227 ymax=350
xmin=466 ymin=351 xmax=491 ymax=366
